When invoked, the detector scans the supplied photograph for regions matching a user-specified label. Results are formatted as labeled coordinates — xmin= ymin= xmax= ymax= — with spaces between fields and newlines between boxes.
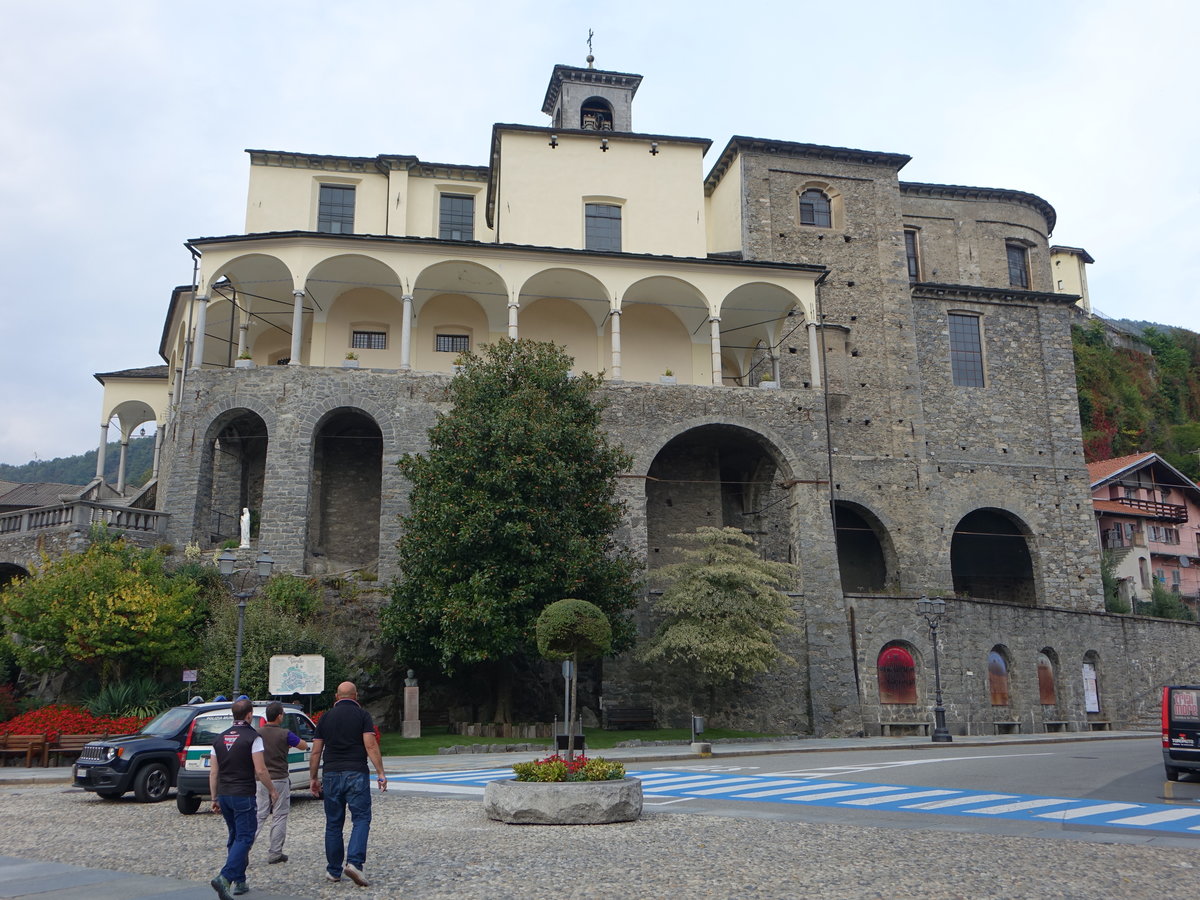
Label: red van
xmin=1162 ymin=685 xmax=1200 ymax=780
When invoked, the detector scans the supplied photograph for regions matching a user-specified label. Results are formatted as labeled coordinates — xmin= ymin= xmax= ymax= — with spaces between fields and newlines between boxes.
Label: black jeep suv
xmin=73 ymin=700 xmax=221 ymax=803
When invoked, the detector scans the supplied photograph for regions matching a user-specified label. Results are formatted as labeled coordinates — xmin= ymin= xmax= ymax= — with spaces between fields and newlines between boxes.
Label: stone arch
xmin=834 ymin=501 xmax=895 ymax=593
xmin=196 ymin=408 xmax=270 ymax=546
xmin=717 ymin=282 xmax=808 ymax=386
xmin=622 ymin=275 xmax=712 ymax=384
xmin=950 ymin=508 xmax=1037 ymax=604
xmin=580 ymin=96 xmax=614 ymax=131
xmin=204 ymin=253 xmax=297 ymax=367
xmin=643 ymin=422 xmax=796 ymax=568
xmin=0 ymin=562 xmax=29 ymax=590
xmin=307 ymin=254 xmax=405 ymax=367
xmin=306 ymin=407 xmax=383 ymax=573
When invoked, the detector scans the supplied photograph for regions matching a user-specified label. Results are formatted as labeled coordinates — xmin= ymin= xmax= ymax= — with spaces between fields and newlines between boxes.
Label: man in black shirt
xmin=309 ymin=682 xmax=387 ymax=887
xmin=209 ymin=698 xmax=277 ymax=900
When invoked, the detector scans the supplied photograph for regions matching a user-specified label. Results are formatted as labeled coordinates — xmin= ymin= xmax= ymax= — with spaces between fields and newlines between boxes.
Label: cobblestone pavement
xmin=1 ymin=778 xmax=1196 ymax=900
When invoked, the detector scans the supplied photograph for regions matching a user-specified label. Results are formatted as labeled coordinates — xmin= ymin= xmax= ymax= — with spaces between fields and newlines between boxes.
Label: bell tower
xmin=541 ymin=54 xmax=643 ymax=134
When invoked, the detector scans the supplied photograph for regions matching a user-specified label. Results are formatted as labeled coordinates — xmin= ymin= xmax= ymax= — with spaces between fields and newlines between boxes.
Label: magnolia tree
xmin=536 ymin=598 xmax=612 ymax=760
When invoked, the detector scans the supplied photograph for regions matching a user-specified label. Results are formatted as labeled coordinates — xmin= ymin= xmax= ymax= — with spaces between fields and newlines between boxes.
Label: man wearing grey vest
xmin=255 ymin=701 xmax=308 ymax=864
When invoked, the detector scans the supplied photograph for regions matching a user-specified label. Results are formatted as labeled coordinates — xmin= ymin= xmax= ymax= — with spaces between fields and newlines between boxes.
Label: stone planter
xmin=234 ymin=358 xmax=254 ymax=369
xmin=342 ymin=359 xmax=359 ymax=368
xmin=484 ymin=777 xmax=643 ymax=825
xmin=659 ymin=375 xmax=677 ymax=384
xmin=758 ymin=380 xmax=779 ymax=389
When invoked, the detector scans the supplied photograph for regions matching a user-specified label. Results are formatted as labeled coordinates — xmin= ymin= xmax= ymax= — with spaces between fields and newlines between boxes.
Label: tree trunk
xmin=567 ymin=651 xmax=579 ymax=761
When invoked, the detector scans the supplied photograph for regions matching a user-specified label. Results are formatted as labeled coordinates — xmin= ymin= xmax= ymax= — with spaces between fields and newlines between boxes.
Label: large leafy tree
xmin=382 ymin=339 xmax=640 ymax=714
xmin=638 ymin=527 xmax=797 ymax=711
xmin=0 ymin=534 xmax=205 ymax=687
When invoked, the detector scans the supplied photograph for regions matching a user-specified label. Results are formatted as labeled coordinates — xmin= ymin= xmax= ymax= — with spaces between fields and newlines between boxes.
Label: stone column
xmin=116 ymin=438 xmax=129 ymax=494
xmin=609 ymin=308 xmax=622 ymax=381
xmin=400 ymin=293 xmax=413 ymax=370
xmin=237 ymin=320 xmax=250 ymax=358
xmin=807 ymin=321 xmax=822 ymax=388
xmin=191 ymin=295 xmax=209 ymax=370
xmin=289 ymin=290 xmax=305 ymax=365
xmin=709 ymin=316 xmax=723 ymax=386
xmin=508 ymin=297 xmax=520 ymax=339
xmin=402 ymin=670 xmax=421 ymax=738
xmin=152 ymin=427 xmax=163 ymax=480
xmin=772 ymin=352 xmax=781 ymax=384
xmin=95 ymin=423 xmax=109 ymax=479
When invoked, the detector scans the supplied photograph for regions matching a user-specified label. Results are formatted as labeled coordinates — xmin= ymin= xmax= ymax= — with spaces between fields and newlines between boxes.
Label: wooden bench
xmin=602 ymin=707 xmax=656 ymax=730
xmin=0 ymin=734 xmax=48 ymax=767
xmin=48 ymin=733 xmax=106 ymax=766
xmin=880 ymin=721 xmax=929 ymax=737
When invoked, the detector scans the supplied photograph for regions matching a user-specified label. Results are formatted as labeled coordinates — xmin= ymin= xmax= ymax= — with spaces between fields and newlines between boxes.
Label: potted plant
xmin=484 ymin=752 xmax=642 ymax=824
xmin=343 ymin=351 xmax=359 ymax=368
xmin=660 ymin=369 xmax=677 ymax=384
xmin=758 ymin=374 xmax=779 ymax=389
xmin=234 ymin=352 xmax=254 ymax=369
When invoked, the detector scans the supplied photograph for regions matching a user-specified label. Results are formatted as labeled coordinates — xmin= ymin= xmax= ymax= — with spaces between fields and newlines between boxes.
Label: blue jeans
xmin=218 ymin=793 xmax=259 ymax=884
xmin=322 ymin=770 xmax=371 ymax=877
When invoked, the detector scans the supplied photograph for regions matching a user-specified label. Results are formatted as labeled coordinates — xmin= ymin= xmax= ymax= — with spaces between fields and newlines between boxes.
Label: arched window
xmin=580 ymin=97 xmax=613 ymax=131
xmin=799 ymin=189 xmax=832 ymax=228
xmin=1037 ymin=652 xmax=1056 ymax=705
xmin=877 ymin=645 xmax=917 ymax=705
xmin=1082 ymin=654 xmax=1102 ymax=713
xmin=988 ymin=649 xmax=1010 ymax=706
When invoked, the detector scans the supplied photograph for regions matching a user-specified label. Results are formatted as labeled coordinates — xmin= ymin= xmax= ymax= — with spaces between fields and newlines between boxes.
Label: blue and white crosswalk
xmin=386 ymin=767 xmax=1200 ymax=836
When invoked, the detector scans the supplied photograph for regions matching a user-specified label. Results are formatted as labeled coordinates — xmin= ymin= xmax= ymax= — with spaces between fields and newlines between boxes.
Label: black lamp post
xmin=916 ymin=595 xmax=953 ymax=743
xmin=217 ymin=548 xmax=275 ymax=696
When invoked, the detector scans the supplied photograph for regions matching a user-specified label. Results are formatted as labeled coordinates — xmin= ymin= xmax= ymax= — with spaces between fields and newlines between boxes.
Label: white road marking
xmin=689 ymin=779 xmax=800 ymax=796
xmin=841 ymin=789 xmax=958 ymax=806
xmin=735 ymin=782 xmax=849 ymax=799
xmin=966 ymin=798 xmax=1077 ymax=815
xmin=1109 ymin=808 xmax=1200 ymax=826
xmin=771 ymin=752 xmax=1054 ymax=778
xmin=785 ymin=785 xmax=904 ymax=802
xmin=904 ymin=793 xmax=1016 ymax=810
xmin=1035 ymin=803 xmax=1141 ymax=820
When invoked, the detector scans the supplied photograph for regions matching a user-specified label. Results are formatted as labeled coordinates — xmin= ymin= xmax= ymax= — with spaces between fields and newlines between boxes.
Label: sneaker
xmin=211 ymin=876 xmax=235 ymax=900
xmin=326 ymin=873 xmax=342 ymax=883
xmin=343 ymin=863 xmax=369 ymax=887
xmin=268 ymin=854 xmax=288 ymax=864
xmin=232 ymin=881 xmax=249 ymax=896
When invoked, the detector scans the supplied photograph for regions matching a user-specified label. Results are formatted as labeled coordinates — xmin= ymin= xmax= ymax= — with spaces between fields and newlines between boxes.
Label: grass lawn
xmin=378 ymin=726 xmax=773 ymax=756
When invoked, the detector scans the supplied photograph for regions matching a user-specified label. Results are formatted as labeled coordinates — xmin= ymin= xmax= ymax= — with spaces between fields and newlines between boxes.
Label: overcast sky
xmin=1 ymin=0 xmax=1196 ymax=466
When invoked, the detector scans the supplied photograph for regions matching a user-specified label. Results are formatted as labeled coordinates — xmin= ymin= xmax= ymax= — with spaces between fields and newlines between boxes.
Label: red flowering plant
xmin=0 ymin=704 xmax=150 ymax=742
xmin=511 ymin=753 xmax=626 ymax=782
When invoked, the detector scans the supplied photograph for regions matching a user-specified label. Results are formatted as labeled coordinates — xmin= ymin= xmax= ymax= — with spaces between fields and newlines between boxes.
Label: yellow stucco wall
xmin=706 ymin=155 xmax=743 ymax=253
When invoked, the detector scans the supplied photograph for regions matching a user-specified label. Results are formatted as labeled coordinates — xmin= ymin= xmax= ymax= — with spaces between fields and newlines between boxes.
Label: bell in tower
xmin=541 ymin=55 xmax=643 ymax=134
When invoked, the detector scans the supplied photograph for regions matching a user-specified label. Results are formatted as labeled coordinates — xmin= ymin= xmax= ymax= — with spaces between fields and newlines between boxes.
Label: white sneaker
xmin=343 ymin=863 xmax=369 ymax=887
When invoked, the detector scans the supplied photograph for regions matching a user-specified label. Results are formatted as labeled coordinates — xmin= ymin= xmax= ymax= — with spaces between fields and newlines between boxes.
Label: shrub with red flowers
xmin=511 ymin=753 xmax=625 ymax=782
xmin=0 ymin=704 xmax=150 ymax=741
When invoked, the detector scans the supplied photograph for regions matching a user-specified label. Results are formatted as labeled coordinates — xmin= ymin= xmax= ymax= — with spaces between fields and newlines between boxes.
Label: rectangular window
xmin=318 ymin=184 xmax=355 ymax=234
xmin=904 ymin=229 xmax=921 ymax=282
xmin=351 ymin=331 xmax=387 ymax=350
xmin=585 ymin=203 xmax=622 ymax=252
xmin=948 ymin=313 xmax=985 ymax=387
xmin=1006 ymin=243 xmax=1029 ymax=289
xmin=435 ymin=334 xmax=470 ymax=354
xmin=439 ymin=194 xmax=475 ymax=241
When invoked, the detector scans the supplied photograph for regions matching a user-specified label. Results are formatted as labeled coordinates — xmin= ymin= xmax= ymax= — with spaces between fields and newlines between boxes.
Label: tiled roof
xmin=1086 ymin=453 xmax=1156 ymax=485
xmin=0 ymin=482 xmax=88 ymax=508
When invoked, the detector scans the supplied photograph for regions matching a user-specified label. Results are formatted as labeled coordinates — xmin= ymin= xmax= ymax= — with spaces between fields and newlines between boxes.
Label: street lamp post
xmin=217 ymin=548 xmax=275 ymax=696
xmin=916 ymin=595 xmax=953 ymax=743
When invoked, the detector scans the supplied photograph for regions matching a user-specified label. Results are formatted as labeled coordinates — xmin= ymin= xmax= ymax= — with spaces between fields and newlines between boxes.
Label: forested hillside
xmin=0 ymin=435 xmax=155 ymax=488
xmin=1073 ymin=319 xmax=1200 ymax=480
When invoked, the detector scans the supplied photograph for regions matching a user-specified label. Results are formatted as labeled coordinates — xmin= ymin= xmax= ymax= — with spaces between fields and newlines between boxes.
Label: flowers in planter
xmin=0 ymin=704 xmax=150 ymax=740
xmin=511 ymin=753 xmax=626 ymax=782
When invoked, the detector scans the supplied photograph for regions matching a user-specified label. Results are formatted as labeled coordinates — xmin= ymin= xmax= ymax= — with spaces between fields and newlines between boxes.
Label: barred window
xmin=905 ymin=229 xmax=921 ymax=282
xmin=1006 ymin=243 xmax=1029 ymax=289
xmin=351 ymin=331 xmax=386 ymax=350
xmin=799 ymin=189 xmax=832 ymax=227
xmin=436 ymin=334 xmax=470 ymax=354
xmin=948 ymin=313 xmax=985 ymax=387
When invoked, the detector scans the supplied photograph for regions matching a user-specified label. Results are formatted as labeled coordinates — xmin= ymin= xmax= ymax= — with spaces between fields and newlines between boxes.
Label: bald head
xmin=336 ymin=681 xmax=358 ymax=700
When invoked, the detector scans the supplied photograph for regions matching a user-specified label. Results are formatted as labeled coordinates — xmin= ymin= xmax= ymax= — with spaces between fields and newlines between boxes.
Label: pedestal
xmin=402 ymin=685 xmax=421 ymax=739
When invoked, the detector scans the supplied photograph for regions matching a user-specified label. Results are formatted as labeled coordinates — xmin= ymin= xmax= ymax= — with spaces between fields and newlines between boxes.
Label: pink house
xmin=1089 ymin=453 xmax=1200 ymax=612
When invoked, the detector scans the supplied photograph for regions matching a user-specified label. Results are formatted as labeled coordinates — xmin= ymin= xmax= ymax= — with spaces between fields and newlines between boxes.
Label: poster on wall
xmin=1082 ymin=662 xmax=1100 ymax=713
xmin=269 ymin=654 xmax=325 ymax=696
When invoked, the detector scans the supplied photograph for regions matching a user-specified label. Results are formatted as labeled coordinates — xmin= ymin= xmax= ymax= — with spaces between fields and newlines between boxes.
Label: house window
xmin=948 ymin=313 xmax=985 ymax=387
xmin=585 ymin=203 xmax=622 ymax=251
xmin=1006 ymin=243 xmax=1029 ymax=289
xmin=1037 ymin=653 xmax=1057 ymax=705
xmin=351 ymin=330 xmax=387 ymax=351
xmin=799 ymin=189 xmax=832 ymax=228
xmin=988 ymin=650 xmax=1010 ymax=706
xmin=318 ymin=184 xmax=355 ymax=234
xmin=877 ymin=645 xmax=917 ymax=705
xmin=1172 ymin=569 xmax=1181 ymax=591
xmin=904 ymin=229 xmax=921 ymax=282
xmin=439 ymin=194 xmax=475 ymax=241
xmin=435 ymin=334 xmax=470 ymax=354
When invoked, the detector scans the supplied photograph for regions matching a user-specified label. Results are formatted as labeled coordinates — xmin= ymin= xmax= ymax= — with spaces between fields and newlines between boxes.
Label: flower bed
xmin=486 ymin=754 xmax=641 ymax=824
xmin=0 ymin=704 xmax=150 ymax=740
xmin=512 ymin=753 xmax=625 ymax=782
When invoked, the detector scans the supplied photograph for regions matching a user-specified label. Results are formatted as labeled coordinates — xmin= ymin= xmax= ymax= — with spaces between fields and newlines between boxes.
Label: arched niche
xmin=307 ymin=409 xmax=383 ymax=572
xmin=951 ymin=508 xmax=1036 ymax=604
xmin=197 ymin=409 xmax=268 ymax=546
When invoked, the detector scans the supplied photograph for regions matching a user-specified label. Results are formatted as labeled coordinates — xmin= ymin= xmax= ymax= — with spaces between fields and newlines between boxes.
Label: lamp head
xmin=217 ymin=548 xmax=236 ymax=577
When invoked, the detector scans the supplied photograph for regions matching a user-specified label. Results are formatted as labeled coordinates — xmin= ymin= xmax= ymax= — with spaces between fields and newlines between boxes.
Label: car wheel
xmin=1166 ymin=765 xmax=1182 ymax=782
xmin=95 ymin=789 xmax=124 ymax=799
xmin=176 ymin=791 xmax=202 ymax=814
xmin=133 ymin=762 xmax=171 ymax=802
